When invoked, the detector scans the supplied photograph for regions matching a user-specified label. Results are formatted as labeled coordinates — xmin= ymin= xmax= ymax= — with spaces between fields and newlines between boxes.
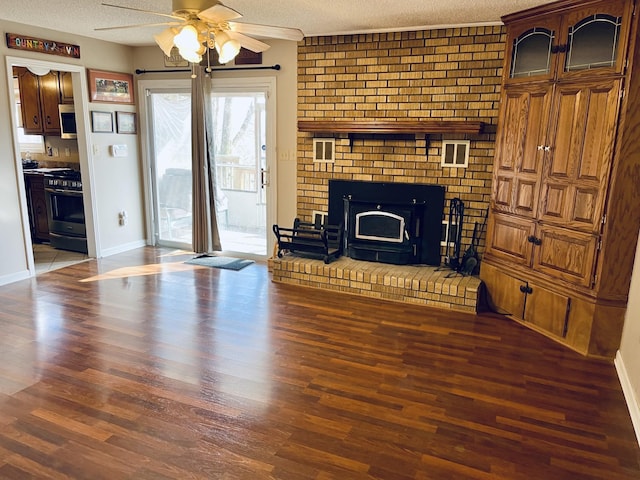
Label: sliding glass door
xmin=144 ymin=78 xmax=276 ymax=257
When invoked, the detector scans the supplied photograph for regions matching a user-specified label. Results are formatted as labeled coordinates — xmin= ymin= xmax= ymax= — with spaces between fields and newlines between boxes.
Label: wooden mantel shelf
xmin=297 ymin=120 xmax=485 ymax=135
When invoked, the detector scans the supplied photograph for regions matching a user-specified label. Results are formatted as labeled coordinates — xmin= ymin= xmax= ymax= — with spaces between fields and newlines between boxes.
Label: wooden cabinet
xmin=59 ymin=71 xmax=74 ymax=104
xmin=14 ymin=67 xmax=72 ymax=136
xmin=481 ymin=0 xmax=640 ymax=358
xmin=24 ymin=173 xmax=49 ymax=242
xmin=504 ymin=0 xmax=632 ymax=84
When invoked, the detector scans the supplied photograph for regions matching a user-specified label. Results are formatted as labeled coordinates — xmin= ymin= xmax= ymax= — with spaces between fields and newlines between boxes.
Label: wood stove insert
xmin=329 ymin=180 xmax=445 ymax=266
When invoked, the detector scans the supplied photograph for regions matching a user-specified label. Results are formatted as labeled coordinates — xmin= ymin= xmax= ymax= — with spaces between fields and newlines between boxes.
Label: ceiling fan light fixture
xmin=174 ymin=24 xmax=205 ymax=63
xmin=214 ymin=31 xmax=240 ymax=64
xmin=174 ymin=24 xmax=200 ymax=50
xmin=154 ymin=27 xmax=179 ymax=57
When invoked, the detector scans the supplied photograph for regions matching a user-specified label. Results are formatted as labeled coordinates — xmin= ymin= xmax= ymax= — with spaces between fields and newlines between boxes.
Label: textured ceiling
xmin=2 ymin=0 xmax=558 ymax=46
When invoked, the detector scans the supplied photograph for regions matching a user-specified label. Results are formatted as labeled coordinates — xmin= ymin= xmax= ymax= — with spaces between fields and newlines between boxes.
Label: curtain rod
xmin=135 ymin=64 xmax=281 ymax=75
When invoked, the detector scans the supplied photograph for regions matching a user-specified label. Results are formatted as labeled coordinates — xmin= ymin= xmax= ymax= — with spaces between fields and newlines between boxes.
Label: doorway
xmin=5 ymin=56 xmax=96 ymax=276
xmin=142 ymin=77 xmax=276 ymax=258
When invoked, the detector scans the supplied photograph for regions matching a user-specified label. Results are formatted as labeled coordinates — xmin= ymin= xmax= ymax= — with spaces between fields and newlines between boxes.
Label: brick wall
xmin=296 ymin=26 xmax=506 ymax=260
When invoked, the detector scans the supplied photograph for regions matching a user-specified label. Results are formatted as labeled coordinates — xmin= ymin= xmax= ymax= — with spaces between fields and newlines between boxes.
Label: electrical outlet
xmin=118 ymin=210 xmax=127 ymax=226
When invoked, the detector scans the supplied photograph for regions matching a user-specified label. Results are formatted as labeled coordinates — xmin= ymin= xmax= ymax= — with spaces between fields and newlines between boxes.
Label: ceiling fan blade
xmin=95 ymin=22 xmax=181 ymax=32
xmin=198 ymin=4 xmax=242 ymax=23
xmin=101 ymin=3 xmax=184 ymax=21
xmin=225 ymin=31 xmax=270 ymax=53
xmin=228 ymin=22 xmax=303 ymax=42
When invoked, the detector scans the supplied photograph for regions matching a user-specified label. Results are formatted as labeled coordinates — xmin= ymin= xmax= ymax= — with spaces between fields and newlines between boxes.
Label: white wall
xmin=0 ymin=19 xmax=146 ymax=285
xmin=617 ymin=228 xmax=640 ymax=445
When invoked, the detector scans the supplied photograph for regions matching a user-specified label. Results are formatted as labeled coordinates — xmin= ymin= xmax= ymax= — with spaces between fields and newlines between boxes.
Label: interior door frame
xmin=137 ymin=76 xmax=278 ymax=257
xmin=5 ymin=55 xmax=99 ymax=275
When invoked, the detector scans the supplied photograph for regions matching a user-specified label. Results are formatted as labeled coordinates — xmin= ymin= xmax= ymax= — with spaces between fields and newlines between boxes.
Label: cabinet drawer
xmin=533 ymin=225 xmax=598 ymax=287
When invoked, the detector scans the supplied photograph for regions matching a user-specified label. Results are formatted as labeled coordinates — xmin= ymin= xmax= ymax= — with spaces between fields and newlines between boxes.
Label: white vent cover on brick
xmin=312 ymin=210 xmax=328 ymax=227
xmin=441 ymin=140 xmax=470 ymax=168
xmin=441 ymin=220 xmax=459 ymax=247
xmin=313 ymin=138 xmax=335 ymax=162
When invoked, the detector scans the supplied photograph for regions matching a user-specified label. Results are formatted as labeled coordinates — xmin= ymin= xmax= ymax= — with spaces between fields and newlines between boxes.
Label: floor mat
xmin=184 ymin=255 xmax=254 ymax=271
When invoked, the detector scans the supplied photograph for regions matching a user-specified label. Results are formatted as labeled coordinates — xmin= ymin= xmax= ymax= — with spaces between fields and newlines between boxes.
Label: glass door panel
xmin=211 ymin=91 xmax=267 ymax=256
xmin=148 ymin=90 xmax=193 ymax=248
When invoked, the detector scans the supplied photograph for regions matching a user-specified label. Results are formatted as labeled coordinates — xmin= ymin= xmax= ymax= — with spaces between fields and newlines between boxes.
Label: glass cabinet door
xmin=559 ymin=0 xmax=631 ymax=78
xmin=511 ymin=28 xmax=555 ymax=78
xmin=504 ymin=18 xmax=561 ymax=83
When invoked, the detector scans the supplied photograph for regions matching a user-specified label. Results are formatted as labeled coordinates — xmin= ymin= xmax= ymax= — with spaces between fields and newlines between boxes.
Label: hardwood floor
xmin=0 ymin=247 xmax=638 ymax=479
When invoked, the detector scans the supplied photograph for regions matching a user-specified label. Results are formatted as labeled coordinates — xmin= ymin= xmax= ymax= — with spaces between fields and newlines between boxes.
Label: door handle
xmin=260 ymin=168 xmax=269 ymax=188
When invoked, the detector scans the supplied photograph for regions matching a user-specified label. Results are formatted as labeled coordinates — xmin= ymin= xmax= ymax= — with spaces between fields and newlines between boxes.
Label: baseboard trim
xmin=99 ymin=240 xmax=147 ymax=258
xmin=0 ymin=268 xmax=31 ymax=287
xmin=615 ymin=350 xmax=640 ymax=447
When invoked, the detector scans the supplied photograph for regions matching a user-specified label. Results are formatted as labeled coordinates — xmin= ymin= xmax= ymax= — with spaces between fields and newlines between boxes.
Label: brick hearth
xmin=270 ymin=255 xmax=483 ymax=313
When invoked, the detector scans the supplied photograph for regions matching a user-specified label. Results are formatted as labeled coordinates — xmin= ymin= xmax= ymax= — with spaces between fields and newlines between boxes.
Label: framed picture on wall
xmin=87 ymin=69 xmax=135 ymax=104
xmin=91 ymin=111 xmax=113 ymax=133
xmin=116 ymin=111 xmax=137 ymax=134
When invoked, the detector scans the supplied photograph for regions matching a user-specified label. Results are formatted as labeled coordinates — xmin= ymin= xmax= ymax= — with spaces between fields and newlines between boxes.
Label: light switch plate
xmin=110 ymin=144 xmax=128 ymax=157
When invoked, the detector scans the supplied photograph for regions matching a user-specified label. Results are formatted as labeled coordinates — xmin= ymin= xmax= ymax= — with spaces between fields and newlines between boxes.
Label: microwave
xmin=59 ymin=104 xmax=77 ymax=139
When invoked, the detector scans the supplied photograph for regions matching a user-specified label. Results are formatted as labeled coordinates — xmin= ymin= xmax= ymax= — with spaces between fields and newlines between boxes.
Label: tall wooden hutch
xmin=481 ymin=0 xmax=640 ymax=357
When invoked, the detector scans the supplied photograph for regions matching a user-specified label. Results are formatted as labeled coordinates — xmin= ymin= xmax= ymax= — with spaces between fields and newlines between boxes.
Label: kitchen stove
xmin=44 ymin=169 xmax=87 ymax=253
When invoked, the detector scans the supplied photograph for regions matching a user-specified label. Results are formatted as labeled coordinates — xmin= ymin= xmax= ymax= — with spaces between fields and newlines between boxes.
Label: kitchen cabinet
xmin=24 ymin=173 xmax=49 ymax=242
xmin=14 ymin=67 xmax=67 ymax=135
xmin=480 ymin=0 xmax=640 ymax=358
xmin=59 ymin=71 xmax=74 ymax=104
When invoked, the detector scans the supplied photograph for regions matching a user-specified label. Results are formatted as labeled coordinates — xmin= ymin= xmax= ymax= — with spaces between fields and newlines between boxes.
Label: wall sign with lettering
xmin=6 ymin=33 xmax=81 ymax=59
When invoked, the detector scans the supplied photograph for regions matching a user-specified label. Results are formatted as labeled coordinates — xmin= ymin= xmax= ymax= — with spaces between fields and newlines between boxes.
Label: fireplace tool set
xmin=445 ymin=199 xmax=488 ymax=277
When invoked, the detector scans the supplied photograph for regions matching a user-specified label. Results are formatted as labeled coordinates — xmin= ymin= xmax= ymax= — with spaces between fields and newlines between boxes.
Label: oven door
xmin=45 ymin=188 xmax=86 ymax=237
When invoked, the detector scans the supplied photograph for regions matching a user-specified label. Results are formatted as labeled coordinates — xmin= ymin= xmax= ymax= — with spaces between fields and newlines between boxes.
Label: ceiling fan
xmin=98 ymin=0 xmax=304 ymax=64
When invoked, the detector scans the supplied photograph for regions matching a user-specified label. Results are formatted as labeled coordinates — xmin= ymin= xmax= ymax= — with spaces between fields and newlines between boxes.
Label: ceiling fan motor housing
xmin=172 ymin=0 xmax=220 ymax=16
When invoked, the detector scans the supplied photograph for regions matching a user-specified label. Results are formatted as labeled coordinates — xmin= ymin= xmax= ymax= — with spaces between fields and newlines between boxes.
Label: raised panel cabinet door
xmin=39 ymin=71 xmax=61 ymax=134
xmin=479 ymin=262 xmax=526 ymax=317
xmin=524 ymin=282 xmax=570 ymax=338
xmin=485 ymin=212 xmax=536 ymax=266
xmin=503 ymin=16 xmax=561 ymax=83
xmin=558 ymin=0 xmax=632 ymax=80
xmin=532 ymin=225 xmax=598 ymax=287
xmin=539 ymin=79 xmax=621 ymax=232
xmin=492 ymin=84 xmax=552 ymax=218
xmin=59 ymin=71 xmax=74 ymax=104
xmin=15 ymin=67 xmax=43 ymax=134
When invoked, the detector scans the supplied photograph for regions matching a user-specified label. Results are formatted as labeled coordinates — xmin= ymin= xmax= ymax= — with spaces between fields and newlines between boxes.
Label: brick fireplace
xmin=272 ymin=26 xmax=505 ymax=310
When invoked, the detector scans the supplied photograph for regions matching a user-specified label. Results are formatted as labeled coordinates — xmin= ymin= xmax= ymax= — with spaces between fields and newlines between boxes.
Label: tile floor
xmin=32 ymin=243 xmax=89 ymax=275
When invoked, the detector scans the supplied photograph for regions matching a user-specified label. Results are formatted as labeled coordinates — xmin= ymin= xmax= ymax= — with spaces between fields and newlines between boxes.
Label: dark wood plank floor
xmin=0 ymin=247 xmax=638 ymax=479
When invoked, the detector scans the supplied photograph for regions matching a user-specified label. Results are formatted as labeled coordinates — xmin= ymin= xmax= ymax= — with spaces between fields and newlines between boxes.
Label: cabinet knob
xmin=33 ymin=116 xmax=38 ymax=125
xmin=519 ymin=284 xmax=533 ymax=294
xmin=527 ymin=235 xmax=542 ymax=245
